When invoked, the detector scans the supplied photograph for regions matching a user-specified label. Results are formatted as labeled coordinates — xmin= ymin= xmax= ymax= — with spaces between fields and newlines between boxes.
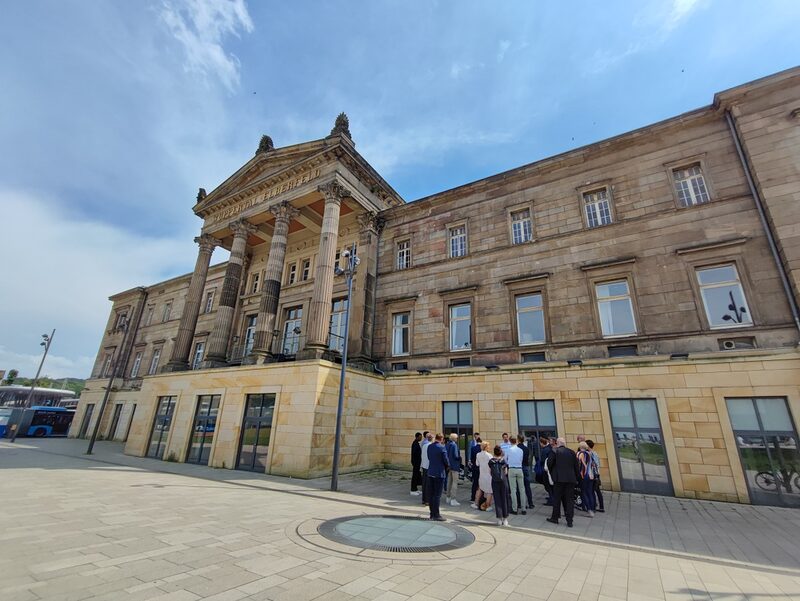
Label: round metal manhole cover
xmin=317 ymin=515 xmax=475 ymax=553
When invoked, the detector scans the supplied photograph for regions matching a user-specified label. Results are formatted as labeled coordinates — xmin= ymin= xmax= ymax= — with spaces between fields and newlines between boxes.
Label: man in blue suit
xmin=426 ymin=433 xmax=449 ymax=521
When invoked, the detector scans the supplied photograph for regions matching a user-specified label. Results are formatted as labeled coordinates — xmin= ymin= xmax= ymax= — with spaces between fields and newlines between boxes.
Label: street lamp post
xmin=9 ymin=329 xmax=55 ymax=443
xmin=86 ymin=321 xmax=129 ymax=455
xmin=330 ymin=246 xmax=360 ymax=491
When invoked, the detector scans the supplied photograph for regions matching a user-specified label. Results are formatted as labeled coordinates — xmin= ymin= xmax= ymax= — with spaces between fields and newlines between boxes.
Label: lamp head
xmin=342 ymin=249 xmax=351 ymax=258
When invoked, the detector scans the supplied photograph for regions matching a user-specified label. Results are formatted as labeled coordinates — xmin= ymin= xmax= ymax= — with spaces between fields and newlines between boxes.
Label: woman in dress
xmin=488 ymin=445 xmax=510 ymax=526
xmin=472 ymin=441 xmax=494 ymax=511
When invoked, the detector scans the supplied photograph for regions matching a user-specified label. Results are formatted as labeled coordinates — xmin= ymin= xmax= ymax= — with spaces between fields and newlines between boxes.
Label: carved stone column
xmin=301 ymin=181 xmax=347 ymax=357
xmin=164 ymin=234 xmax=218 ymax=372
xmin=203 ymin=220 xmax=256 ymax=367
xmin=348 ymin=212 xmax=384 ymax=362
xmin=248 ymin=202 xmax=299 ymax=362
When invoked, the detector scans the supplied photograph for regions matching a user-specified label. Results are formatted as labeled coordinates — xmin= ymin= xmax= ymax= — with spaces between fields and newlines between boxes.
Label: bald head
xmin=557 ymin=437 xmax=566 ymax=447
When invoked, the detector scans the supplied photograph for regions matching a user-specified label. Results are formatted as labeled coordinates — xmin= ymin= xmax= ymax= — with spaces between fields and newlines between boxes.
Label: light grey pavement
xmin=1 ymin=438 xmax=800 ymax=601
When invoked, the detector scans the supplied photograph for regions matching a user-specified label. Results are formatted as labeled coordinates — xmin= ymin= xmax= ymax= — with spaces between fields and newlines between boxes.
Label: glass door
xmin=237 ymin=393 xmax=276 ymax=472
xmin=443 ymin=401 xmax=473 ymax=462
xmin=517 ymin=400 xmax=558 ymax=465
xmin=187 ymin=395 xmax=220 ymax=465
xmin=609 ymin=399 xmax=673 ymax=495
xmin=727 ymin=397 xmax=800 ymax=507
xmin=78 ymin=404 xmax=95 ymax=439
xmin=108 ymin=404 xmax=123 ymax=440
xmin=147 ymin=396 xmax=176 ymax=459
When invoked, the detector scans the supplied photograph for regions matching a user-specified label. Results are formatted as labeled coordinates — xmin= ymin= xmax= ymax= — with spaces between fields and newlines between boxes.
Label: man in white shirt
xmin=420 ymin=431 xmax=433 ymax=506
xmin=505 ymin=436 xmax=526 ymax=515
xmin=500 ymin=432 xmax=513 ymax=458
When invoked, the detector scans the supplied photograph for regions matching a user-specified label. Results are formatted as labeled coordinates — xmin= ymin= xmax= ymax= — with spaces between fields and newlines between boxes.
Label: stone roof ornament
xmin=256 ymin=134 xmax=274 ymax=155
xmin=329 ymin=113 xmax=352 ymax=140
xmin=196 ymin=188 xmax=207 ymax=202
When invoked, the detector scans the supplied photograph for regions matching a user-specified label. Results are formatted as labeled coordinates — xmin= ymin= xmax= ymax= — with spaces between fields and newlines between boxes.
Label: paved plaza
xmin=1 ymin=439 xmax=800 ymax=601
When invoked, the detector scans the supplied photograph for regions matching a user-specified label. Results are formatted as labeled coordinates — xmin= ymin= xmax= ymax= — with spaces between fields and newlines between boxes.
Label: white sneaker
xmin=470 ymin=502 xmax=478 ymax=509
xmin=503 ymin=518 xmax=509 ymax=526
xmin=496 ymin=519 xmax=503 ymax=526
xmin=588 ymin=511 xmax=595 ymax=517
xmin=445 ymin=497 xmax=450 ymax=504
xmin=410 ymin=491 xmax=421 ymax=496
xmin=450 ymin=499 xmax=460 ymax=506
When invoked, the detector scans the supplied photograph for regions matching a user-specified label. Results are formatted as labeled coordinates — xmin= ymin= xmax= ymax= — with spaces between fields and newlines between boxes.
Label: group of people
xmin=410 ymin=431 xmax=605 ymax=527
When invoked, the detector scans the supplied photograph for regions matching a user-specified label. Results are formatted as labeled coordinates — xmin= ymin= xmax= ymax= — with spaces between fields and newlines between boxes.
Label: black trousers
xmin=550 ymin=482 xmax=575 ymax=524
xmin=421 ymin=468 xmax=429 ymax=503
xmin=428 ymin=476 xmax=445 ymax=518
xmin=411 ymin=465 xmax=422 ymax=491
xmin=491 ymin=478 xmax=509 ymax=519
xmin=470 ymin=465 xmax=480 ymax=501
xmin=593 ymin=477 xmax=604 ymax=510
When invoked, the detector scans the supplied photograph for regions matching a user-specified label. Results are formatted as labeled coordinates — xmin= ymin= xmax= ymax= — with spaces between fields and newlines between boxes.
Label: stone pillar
xmin=348 ymin=212 xmax=384 ymax=362
xmin=249 ymin=202 xmax=299 ymax=362
xmin=203 ymin=220 xmax=256 ymax=367
xmin=164 ymin=235 xmax=217 ymax=372
xmin=301 ymin=181 xmax=348 ymax=357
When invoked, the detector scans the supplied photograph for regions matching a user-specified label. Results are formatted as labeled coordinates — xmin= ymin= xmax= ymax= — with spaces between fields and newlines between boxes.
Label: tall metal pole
xmin=331 ymin=248 xmax=358 ymax=491
xmin=9 ymin=329 xmax=55 ymax=443
xmin=86 ymin=322 xmax=128 ymax=455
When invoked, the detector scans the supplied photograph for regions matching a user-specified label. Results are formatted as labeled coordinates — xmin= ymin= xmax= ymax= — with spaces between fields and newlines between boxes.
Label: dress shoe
xmin=546 ymin=517 xmax=559 ymax=525
xmin=567 ymin=522 xmax=573 ymax=528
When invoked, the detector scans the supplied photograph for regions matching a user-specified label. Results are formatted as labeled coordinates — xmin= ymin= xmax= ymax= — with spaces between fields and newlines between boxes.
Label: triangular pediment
xmin=194 ymin=138 xmax=332 ymax=214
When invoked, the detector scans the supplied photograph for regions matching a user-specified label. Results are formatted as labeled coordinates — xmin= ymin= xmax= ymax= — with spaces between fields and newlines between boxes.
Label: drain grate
xmin=317 ymin=515 xmax=475 ymax=553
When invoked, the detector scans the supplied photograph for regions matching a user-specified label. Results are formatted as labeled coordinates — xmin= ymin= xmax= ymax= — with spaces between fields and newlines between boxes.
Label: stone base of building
xmin=69 ymin=350 xmax=800 ymax=505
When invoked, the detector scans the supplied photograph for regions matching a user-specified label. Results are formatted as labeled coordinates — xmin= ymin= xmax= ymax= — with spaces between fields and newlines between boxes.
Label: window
xmin=162 ymin=302 xmax=172 ymax=323
xmin=237 ymin=393 xmax=276 ymax=472
xmin=450 ymin=358 xmax=471 ymax=368
xmin=516 ymin=293 xmax=545 ymax=345
xmin=392 ymin=312 xmax=410 ymax=356
xmin=101 ymin=352 xmax=114 ymax=378
xmin=449 ymin=303 xmax=471 ymax=351
xmin=282 ymin=306 xmax=303 ymax=355
xmin=250 ymin=272 xmax=260 ymax=294
xmin=511 ymin=209 xmax=532 ymax=244
xmin=130 ymin=351 xmax=143 ymax=378
xmin=608 ymin=344 xmax=638 ymax=357
xmin=596 ymin=280 xmax=637 ymax=337
xmin=148 ymin=348 xmax=161 ymax=375
xmin=696 ymin=264 xmax=752 ymax=328
xmin=191 ymin=341 xmax=205 ymax=370
xmin=301 ymin=259 xmax=311 ymax=281
xmin=726 ymin=397 xmax=800 ymax=507
xmin=396 ymin=239 xmax=411 ymax=270
xmin=144 ymin=306 xmax=154 ymax=326
xmin=334 ymin=250 xmax=341 ymax=271
xmin=673 ymin=164 xmax=709 ymax=207
xmin=517 ymin=400 xmax=557 ymax=462
xmin=391 ymin=362 xmax=408 ymax=371
xmin=147 ymin=396 xmax=176 ymax=459
xmin=443 ymin=401 xmax=473 ymax=456
xmin=521 ymin=352 xmax=546 ymax=363
xmin=187 ymin=394 xmax=220 ymax=466
xmin=287 ymin=263 xmax=297 ymax=285
xmin=448 ymin=225 xmax=467 ymax=258
xmin=204 ymin=290 xmax=215 ymax=314
xmin=114 ymin=312 xmax=128 ymax=330
xmin=583 ymin=188 xmax=613 ymax=228
xmin=328 ymin=298 xmax=348 ymax=352
xmin=244 ymin=315 xmax=257 ymax=355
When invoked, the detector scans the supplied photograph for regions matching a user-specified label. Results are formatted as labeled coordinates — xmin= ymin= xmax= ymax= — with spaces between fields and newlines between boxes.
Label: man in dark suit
xmin=410 ymin=432 xmax=423 ymax=496
xmin=545 ymin=437 xmax=580 ymax=527
xmin=426 ymin=433 xmax=449 ymax=521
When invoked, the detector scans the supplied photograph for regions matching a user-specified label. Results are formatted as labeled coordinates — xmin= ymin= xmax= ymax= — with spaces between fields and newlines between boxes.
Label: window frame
xmin=301 ymin=258 xmax=312 ymax=282
xmin=144 ymin=305 xmax=154 ymax=326
xmin=577 ymin=182 xmax=615 ymax=229
xmin=664 ymin=155 xmax=715 ymax=210
xmin=148 ymin=348 xmax=162 ymax=376
xmin=514 ymin=291 xmax=547 ymax=346
xmin=695 ymin=263 xmax=754 ymax=330
xmin=328 ymin=297 xmax=349 ymax=353
xmin=161 ymin=302 xmax=172 ymax=323
xmin=592 ymin=276 xmax=639 ymax=339
xmin=250 ymin=271 xmax=261 ymax=295
xmin=391 ymin=311 xmax=411 ymax=357
xmin=396 ymin=238 xmax=412 ymax=270
xmin=286 ymin=262 xmax=297 ymax=285
xmin=191 ymin=341 xmax=205 ymax=370
xmin=448 ymin=302 xmax=473 ymax=352
xmin=447 ymin=222 xmax=469 ymax=259
xmin=508 ymin=204 xmax=534 ymax=245
xmin=130 ymin=351 xmax=143 ymax=378
xmin=203 ymin=290 xmax=215 ymax=314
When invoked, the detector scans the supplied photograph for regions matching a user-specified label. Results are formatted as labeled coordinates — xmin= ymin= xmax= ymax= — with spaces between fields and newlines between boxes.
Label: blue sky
xmin=1 ymin=0 xmax=798 ymax=378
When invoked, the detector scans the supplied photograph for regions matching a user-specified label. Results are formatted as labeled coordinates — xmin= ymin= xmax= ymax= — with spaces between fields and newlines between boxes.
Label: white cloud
xmin=666 ymin=0 xmax=703 ymax=30
xmin=497 ymin=39 xmax=512 ymax=63
xmin=159 ymin=0 xmax=254 ymax=91
xmin=0 ymin=188 xmax=207 ymax=379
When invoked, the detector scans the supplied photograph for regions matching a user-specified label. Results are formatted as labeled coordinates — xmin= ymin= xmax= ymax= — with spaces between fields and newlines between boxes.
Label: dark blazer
xmin=446 ymin=439 xmax=461 ymax=470
xmin=518 ymin=442 xmax=531 ymax=468
xmin=427 ymin=442 xmax=448 ymax=479
xmin=411 ymin=439 xmax=422 ymax=467
xmin=546 ymin=445 xmax=580 ymax=484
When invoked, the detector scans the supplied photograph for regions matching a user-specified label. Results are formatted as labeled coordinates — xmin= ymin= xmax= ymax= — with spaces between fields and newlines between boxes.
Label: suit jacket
xmin=546 ymin=445 xmax=580 ymax=484
xmin=411 ymin=439 xmax=422 ymax=467
xmin=427 ymin=442 xmax=448 ymax=478
xmin=446 ymin=440 xmax=461 ymax=470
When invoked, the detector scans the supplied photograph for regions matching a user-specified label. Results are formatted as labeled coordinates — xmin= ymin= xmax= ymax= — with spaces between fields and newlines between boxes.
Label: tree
xmin=2 ymin=369 xmax=19 ymax=386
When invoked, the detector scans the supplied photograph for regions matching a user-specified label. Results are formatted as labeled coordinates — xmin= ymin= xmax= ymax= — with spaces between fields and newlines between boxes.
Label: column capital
xmin=269 ymin=201 xmax=300 ymax=224
xmin=230 ymin=219 xmax=258 ymax=239
xmin=194 ymin=234 xmax=218 ymax=254
xmin=317 ymin=181 xmax=350 ymax=206
xmin=357 ymin=211 xmax=385 ymax=235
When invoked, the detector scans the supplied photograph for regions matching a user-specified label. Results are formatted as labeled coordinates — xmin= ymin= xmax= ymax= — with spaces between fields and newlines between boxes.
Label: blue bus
xmin=0 ymin=406 xmax=75 ymax=438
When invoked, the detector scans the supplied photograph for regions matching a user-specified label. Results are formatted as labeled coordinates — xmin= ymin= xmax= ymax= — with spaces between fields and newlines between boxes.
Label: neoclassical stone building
xmin=72 ymin=68 xmax=800 ymax=506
